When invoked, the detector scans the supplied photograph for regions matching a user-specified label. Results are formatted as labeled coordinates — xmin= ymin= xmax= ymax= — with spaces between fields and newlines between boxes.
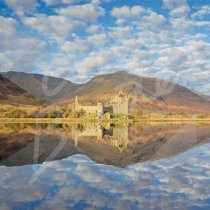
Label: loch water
xmin=0 ymin=123 xmax=210 ymax=210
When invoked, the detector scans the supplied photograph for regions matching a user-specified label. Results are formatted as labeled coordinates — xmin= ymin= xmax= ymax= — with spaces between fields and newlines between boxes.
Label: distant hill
xmin=61 ymin=71 xmax=210 ymax=114
xmin=0 ymin=75 xmax=45 ymax=105
xmin=1 ymin=71 xmax=81 ymax=101
xmin=1 ymin=71 xmax=210 ymax=114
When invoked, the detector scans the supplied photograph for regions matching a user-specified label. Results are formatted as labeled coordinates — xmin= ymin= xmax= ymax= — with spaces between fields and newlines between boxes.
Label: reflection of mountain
xmin=0 ymin=133 xmax=79 ymax=166
xmin=127 ymin=124 xmax=209 ymax=162
xmin=0 ymin=123 xmax=210 ymax=167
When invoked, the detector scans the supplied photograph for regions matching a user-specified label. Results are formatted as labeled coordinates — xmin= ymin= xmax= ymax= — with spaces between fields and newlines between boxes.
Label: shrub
xmin=5 ymin=108 xmax=28 ymax=118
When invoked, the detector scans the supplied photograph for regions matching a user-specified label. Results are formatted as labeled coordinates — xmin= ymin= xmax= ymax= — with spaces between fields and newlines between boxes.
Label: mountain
xmin=61 ymin=71 xmax=210 ymax=114
xmin=190 ymin=89 xmax=210 ymax=101
xmin=0 ymin=75 xmax=45 ymax=105
xmin=1 ymin=71 xmax=81 ymax=101
xmin=1 ymin=71 xmax=210 ymax=114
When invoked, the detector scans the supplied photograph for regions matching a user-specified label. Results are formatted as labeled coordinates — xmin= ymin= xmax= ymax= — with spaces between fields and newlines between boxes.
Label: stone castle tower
xmin=74 ymin=91 xmax=129 ymax=117
xmin=111 ymin=91 xmax=129 ymax=115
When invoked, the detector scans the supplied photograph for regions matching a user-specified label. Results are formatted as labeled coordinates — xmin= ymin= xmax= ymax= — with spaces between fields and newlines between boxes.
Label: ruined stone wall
xmin=74 ymin=91 xmax=129 ymax=117
xmin=76 ymin=105 xmax=98 ymax=113
xmin=75 ymin=103 xmax=104 ymax=117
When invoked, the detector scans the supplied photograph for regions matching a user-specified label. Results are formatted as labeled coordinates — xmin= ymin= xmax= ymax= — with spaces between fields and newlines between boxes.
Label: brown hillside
xmin=0 ymin=75 xmax=45 ymax=105
xmin=61 ymin=71 xmax=210 ymax=114
xmin=1 ymin=71 xmax=81 ymax=101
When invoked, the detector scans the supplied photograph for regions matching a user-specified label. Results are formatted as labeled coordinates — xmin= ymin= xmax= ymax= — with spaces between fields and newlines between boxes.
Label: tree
xmin=63 ymin=109 xmax=73 ymax=118
xmin=77 ymin=109 xmax=86 ymax=118
xmin=5 ymin=108 xmax=28 ymax=118
xmin=48 ymin=110 xmax=64 ymax=118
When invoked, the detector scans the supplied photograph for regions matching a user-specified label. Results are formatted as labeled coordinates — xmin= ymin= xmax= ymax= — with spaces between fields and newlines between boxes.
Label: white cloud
xmin=22 ymin=14 xmax=83 ymax=42
xmin=3 ymin=0 xmax=39 ymax=16
xmin=0 ymin=16 xmax=50 ymax=73
xmin=39 ymin=53 xmax=75 ymax=78
xmin=0 ymin=37 xmax=50 ymax=73
xmin=75 ymin=50 xmax=113 ymax=74
xmin=88 ymin=33 xmax=108 ymax=45
xmin=91 ymin=0 xmax=112 ymax=5
xmin=44 ymin=0 xmax=75 ymax=6
xmin=195 ymin=21 xmax=210 ymax=27
xmin=163 ymin=0 xmax=190 ymax=17
xmin=21 ymin=2 xmax=105 ymax=43
xmin=57 ymin=3 xmax=105 ymax=22
xmin=169 ymin=5 xmax=190 ymax=17
xmin=86 ymin=24 xmax=101 ymax=34
xmin=163 ymin=0 xmax=188 ymax=10
xmin=111 ymin=5 xmax=148 ymax=24
xmin=170 ymin=17 xmax=194 ymax=32
xmin=61 ymin=38 xmax=93 ymax=54
xmin=121 ymin=38 xmax=145 ymax=49
xmin=1 ymin=0 xmax=210 ymax=94
xmin=0 ymin=16 xmax=18 ymax=39
xmin=142 ymin=12 xmax=166 ymax=29
xmin=192 ymin=5 xmax=210 ymax=19
xmin=109 ymin=26 xmax=133 ymax=40
xmin=50 ymin=53 xmax=74 ymax=66
xmin=155 ymin=47 xmax=187 ymax=76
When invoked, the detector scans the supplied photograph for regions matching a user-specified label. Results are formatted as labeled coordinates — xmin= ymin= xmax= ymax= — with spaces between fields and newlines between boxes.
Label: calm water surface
xmin=0 ymin=123 xmax=210 ymax=209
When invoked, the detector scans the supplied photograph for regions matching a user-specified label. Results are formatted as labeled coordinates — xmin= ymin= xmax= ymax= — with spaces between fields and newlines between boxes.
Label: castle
xmin=72 ymin=124 xmax=129 ymax=152
xmin=74 ymin=91 xmax=129 ymax=118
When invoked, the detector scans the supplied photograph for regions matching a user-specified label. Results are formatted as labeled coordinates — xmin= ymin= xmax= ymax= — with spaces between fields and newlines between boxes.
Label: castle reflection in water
xmin=71 ymin=124 xmax=129 ymax=152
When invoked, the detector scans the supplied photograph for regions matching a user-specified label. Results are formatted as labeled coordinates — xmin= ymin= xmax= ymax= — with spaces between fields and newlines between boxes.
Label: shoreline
xmin=1 ymin=117 xmax=210 ymax=124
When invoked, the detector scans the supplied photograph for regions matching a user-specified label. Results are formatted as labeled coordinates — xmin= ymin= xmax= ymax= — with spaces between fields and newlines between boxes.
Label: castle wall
xmin=74 ymin=91 xmax=129 ymax=117
xmin=77 ymin=105 xmax=98 ymax=113
xmin=75 ymin=103 xmax=104 ymax=117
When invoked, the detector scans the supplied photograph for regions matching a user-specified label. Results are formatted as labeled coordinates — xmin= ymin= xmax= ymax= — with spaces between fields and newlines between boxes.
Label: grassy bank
xmin=0 ymin=118 xmax=133 ymax=124
xmin=134 ymin=117 xmax=210 ymax=123
xmin=1 ymin=117 xmax=210 ymax=124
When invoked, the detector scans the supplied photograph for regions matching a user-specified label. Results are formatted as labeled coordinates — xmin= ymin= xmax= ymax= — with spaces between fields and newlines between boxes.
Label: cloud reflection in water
xmin=0 ymin=143 xmax=210 ymax=210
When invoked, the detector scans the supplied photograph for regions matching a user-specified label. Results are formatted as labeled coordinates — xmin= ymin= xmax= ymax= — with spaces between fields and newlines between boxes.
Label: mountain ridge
xmin=0 ymin=74 xmax=46 ymax=105
xmin=60 ymin=71 xmax=210 ymax=114
xmin=1 ymin=71 xmax=210 ymax=114
xmin=1 ymin=71 xmax=82 ymax=101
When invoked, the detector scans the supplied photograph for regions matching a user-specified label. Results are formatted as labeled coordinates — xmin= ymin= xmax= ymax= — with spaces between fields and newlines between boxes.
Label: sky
xmin=0 ymin=0 xmax=210 ymax=94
